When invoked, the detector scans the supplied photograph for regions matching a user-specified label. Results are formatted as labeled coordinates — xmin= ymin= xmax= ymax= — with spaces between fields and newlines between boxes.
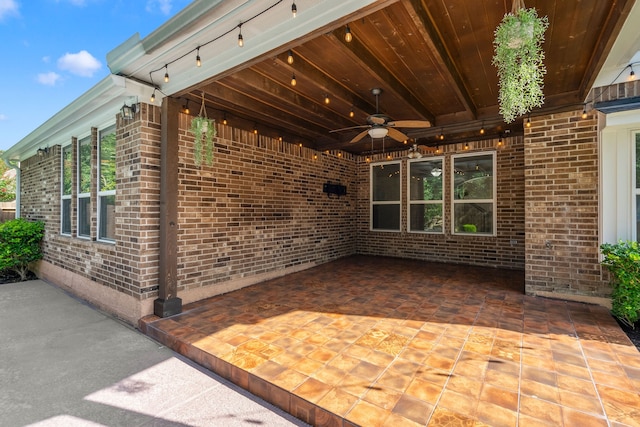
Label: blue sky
xmin=0 ymin=0 xmax=191 ymax=152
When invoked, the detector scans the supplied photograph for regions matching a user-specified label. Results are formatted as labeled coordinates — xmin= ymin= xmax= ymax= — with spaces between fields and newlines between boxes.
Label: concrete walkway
xmin=0 ymin=279 xmax=308 ymax=427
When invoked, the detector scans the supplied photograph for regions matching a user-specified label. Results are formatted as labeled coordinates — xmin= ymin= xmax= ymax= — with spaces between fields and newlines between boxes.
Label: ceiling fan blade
xmin=369 ymin=115 xmax=386 ymax=125
xmin=387 ymin=120 xmax=431 ymax=128
xmin=350 ymin=129 xmax=370 ymax=143
xmin=387 ymin=127 xmax=409 ymax=142
xmin=330 ymin=125 xmax=369 ymax=133
xmin=418 ymin=144 xmax=437 ymax=152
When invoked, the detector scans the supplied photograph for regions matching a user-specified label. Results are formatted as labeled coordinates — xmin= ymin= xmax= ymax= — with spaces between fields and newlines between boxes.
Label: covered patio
xmin=140 ymin=256 xmax=640 ymax=426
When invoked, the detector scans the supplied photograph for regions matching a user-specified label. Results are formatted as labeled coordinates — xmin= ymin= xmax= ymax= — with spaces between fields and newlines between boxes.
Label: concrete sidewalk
xmin=0 ymin=279 xmax=308 ymax=427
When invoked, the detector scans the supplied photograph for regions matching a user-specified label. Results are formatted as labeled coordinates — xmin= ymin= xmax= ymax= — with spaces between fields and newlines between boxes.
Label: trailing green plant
xmin=190 ymin=116 xmax=216 ymax=166
xmin=600 ymin=240 xmax=640 ymax=328
xmin=0 ymin=218 xmax=45 ymax=281
xmin=492 ymin=5 xmax=549 ymax=123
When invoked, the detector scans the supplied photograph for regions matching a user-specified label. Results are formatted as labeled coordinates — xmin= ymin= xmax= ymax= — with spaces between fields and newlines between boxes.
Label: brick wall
xmin=355 ymin=137 xmax=526 ymax=269
xmin=174 ymin=113 xmax=357 ymax=293
xmin=524 ymin=108 xmax=606 ymax=299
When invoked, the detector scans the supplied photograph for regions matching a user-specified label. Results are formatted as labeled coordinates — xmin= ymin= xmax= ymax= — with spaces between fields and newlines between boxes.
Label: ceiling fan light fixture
xmin=368 ymin=127 xmax=388 ymax=139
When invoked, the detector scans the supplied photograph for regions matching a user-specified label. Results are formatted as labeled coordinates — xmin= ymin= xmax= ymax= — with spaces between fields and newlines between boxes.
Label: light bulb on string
xmin=164 ymin=65 xmax=169 ymax=83
xmin=526 ymin=114 xmax=532 ymax=127
xmin=222 ymin=113 xmax=228 ymax=126
xmin=349 ymin=108 xmax=354 ymax=118
xmin=291 ymin=73 xmax=297 ymax=86
xmin=150 ymin=90 xmax=156 ymax=103
xmin=291 ymin=2 xmax=297 ymax=17
xmin=196 ymin=47 xmax=201 ymax=67
xmin=287 ymin=50 xmax=294 ymax=65
xmin=480 ymin=122 xmax=485 ymax=135
xmin=324 ymin=94 xmax=330 ymax=105
xmin=344 ymin=25 xmax=353 ymax=43
xmin=629 ymin=65 xmax=636 ymax=81
xmin=238 ymin=24 xmax=244 ymax=47
xmin=581 ymin=105 xmax=588 ymax=119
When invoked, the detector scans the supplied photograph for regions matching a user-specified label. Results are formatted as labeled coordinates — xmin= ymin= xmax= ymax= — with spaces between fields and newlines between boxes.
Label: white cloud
xmin=0 ymin=113 xmax=7 ymax=121
xmin=57 ymin=50 xmax=101 ymax=77
xmin=146 ymin=0 xmax=172 ymax=15
xmin=42 ymin=56 xmax=51 ymax=63
xmin=37 ymin=71 xmax=62 ymax=86
xmin=0 ymin=0 xmax=19 ymax=20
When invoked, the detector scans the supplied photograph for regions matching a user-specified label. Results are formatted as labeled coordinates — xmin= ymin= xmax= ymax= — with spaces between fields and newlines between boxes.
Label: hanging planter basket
xmin=492 ymin=0 xmax=549 ymax=123
xmin=189 ymin=93 xmax=216 ymax=166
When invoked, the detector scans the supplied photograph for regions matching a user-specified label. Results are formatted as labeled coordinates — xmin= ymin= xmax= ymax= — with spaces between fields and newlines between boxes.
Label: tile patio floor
xmin=140 ymin=256 xmax=640 ymax=426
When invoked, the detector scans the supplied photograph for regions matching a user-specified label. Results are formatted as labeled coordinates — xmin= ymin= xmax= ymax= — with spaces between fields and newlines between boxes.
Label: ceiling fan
xmin=330 ymin=88 xmax=431 ymax=143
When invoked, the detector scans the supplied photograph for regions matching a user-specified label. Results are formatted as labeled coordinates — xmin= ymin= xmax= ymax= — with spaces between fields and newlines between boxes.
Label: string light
xmin=464 ymin=142 xmax=469 ymax=150
xmin=497 ymin=135 xmax=503 ymax=147
xmin=183 ymin=100 xmax=190 ymax=114
xmin=222 ymin=112 xmax=228 ymax=125
xmin=287 ymin=49 xmax=294 ymax=65
xmin=164 ymin=65 xmax=169 ymax=83
xmin=150 ymin=90 xmax=156 ymax=103
xmin=324 ymin=94 xmax=330 ymax=105
xmin=439 ymin=130 xmax=444 ymax=140
xmin=581 ymin=105 xmax=588 ymax=119
xmin=196 ymin=47 xmax=201 ymax=67
xmin=253 ymin=123 xmax=258 ymax=134
xmin=629 ymin=65 xmax=636 ymax=81
xmin=344 ymin=25 xmax=353 ymax=43
xmin=237 ymin=24 xmax=244 ymax=47
xmin=349 ymin=107 xmax=354 ymax=118
xmin=291 ymin=73 xmax=297 ymax=86
xmin=291 ymin=2 xmax=297 ymax=17
xmin=526 ymin=114 xmax=532 ymax=127
xmin=480 ymin=122 xmax=485 ymax=135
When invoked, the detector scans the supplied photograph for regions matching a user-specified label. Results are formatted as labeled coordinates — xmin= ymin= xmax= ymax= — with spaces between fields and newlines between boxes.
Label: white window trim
xmin=370 ymin=160 xmax=402 ymax=232
xmin=450 ymin=151 xmax=497 ymax=236
xmin=97 ymin=125 xmax=116 ymax=243
xmin=77 ymin=135 xmax=91 ymax=239
xmin=600 ymin=110 xmax=640 ymax=245
xmin=407 ymin=156 xmax=445 ymax=234
xmin=60 ymin=144 xmax=72 ymax=236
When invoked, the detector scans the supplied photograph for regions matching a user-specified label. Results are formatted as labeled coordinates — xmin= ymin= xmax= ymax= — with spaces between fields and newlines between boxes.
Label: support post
xmin=154 ymin=97 xmax=182 ymax=317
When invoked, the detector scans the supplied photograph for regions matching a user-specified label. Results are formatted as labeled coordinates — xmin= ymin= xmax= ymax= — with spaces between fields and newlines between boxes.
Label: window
xmin=98 ymin=125 xmax=116 ymax=242
xmin=371 ymin=161 xmax=401 ymax=231
xmin=61 ymin=144 xmax=72 ymax=235
xmin=635 ymin=132 xmax=640 ymax=239
xmin=452 ymin=152 xmax=496 ymax=235
xmin=77 ymin=136 xmax=91 ymax=238
xmin=408 ymin=158 xmax=444 ymax=233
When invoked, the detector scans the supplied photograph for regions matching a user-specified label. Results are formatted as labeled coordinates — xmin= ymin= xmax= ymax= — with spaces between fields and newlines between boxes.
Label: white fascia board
xmin=3 ymin=76 xmax=155 ymax=163
xmin=108 ymin=0 xmax=385 ymax=95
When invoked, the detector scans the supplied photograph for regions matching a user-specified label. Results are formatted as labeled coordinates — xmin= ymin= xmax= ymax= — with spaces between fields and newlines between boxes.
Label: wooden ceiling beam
xmin=198 ymin=82 xmax=340 ymax=142
xmin=329 ymin=29 xmax=436 ymax=124
xmin=403 ymin=0 xmax=478 ymax=120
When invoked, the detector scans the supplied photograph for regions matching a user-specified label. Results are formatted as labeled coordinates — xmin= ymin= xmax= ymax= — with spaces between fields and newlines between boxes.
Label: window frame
xmin=370 ymin=160 xmax=402 ymax=232
xmin=97 ymin=124 xmax=116 ymax=243
xmin=450 ymin=151 xmax=497 ymax=236
xmin=77 ymin=135 xmax=92 ymax=239
xmin=633 ymin=131 xmax=640 ymax=240
xmin=60 ymin=144 xmax=73 ymax=236
xmin=407 ymin=156 xmax=445 ymax=234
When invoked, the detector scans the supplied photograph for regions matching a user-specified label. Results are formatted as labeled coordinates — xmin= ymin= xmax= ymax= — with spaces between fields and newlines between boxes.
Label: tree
xmin=0 ymin=150 xmax=16 ymax=202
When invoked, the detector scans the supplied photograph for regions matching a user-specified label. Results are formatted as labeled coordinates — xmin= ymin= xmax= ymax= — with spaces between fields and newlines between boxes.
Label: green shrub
xmin=600 ymin=240 xmax=640 ymax=328
xmin=463 ymin=224 xmax=477 ymax=233
xmin=0 ymin=218 xmax=45 ymax=281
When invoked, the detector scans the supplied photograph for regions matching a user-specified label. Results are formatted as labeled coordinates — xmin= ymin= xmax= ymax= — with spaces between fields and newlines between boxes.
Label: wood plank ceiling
xmin=179 ymin=0 xmax=634 ymax=154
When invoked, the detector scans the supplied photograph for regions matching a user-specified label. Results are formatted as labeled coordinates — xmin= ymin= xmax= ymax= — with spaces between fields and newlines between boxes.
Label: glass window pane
xmin=99 ymin=128 xmax=116 ymax=192
xmin=453 ymin=154 xmax=493 ymax=200
xmin=410 ymin=204 xmax=443 ymax=232
xmin=62 ymin=145 xmax=73 ymax=196
xmin=410 ymin=159 xmax=443 ymax=201
xmin=78 ymin=197 xmax=91 ymax=237
xmin=78 ymin=137 xmax=91 ymax=194
xmin=373 ymin=204 xmax=400 ymax=230
xmin=61 ymin=199 xmax=71 ymax=234
xmin=453 ymin=203 xmax=494 ymax=234
xmin=99 ymin=195 xmax=115 ymax=241
xmin=372 ymin=163 xmax=400 ymax=201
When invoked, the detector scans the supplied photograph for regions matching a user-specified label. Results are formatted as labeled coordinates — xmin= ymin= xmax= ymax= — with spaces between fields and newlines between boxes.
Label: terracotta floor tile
xmin=140 ymin=256 xmax=638 ymax=427
xmin=346 ymin=399 xmax=391 ymax=427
